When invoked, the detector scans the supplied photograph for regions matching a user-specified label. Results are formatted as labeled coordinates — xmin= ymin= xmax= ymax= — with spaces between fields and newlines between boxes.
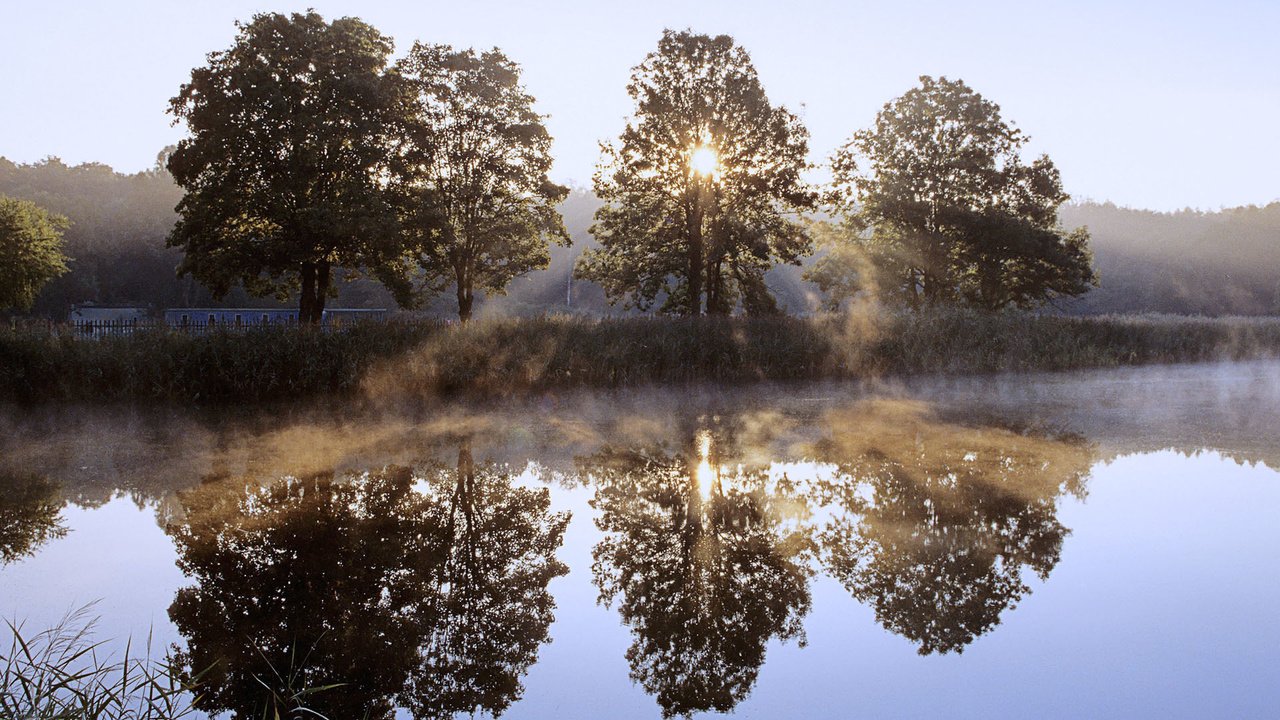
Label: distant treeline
xmin=1059 ymin=203 xmax=1280 ymax=315
xmin=1 ymin=156 xmax=1277 ymax=319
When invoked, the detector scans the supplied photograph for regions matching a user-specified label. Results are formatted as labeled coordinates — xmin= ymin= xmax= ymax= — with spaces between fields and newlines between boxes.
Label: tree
xmin=579 ymin=30 xmax=816 ymax=316
xmin=166 ymin=11 xmax=409 ymax=323
xmin=0 ymin=194 xmax=69 ymax=311
xmin=395 ymin=44 xmax=569 ymax=322
xmin=812 ymin=76 xmax=1096 ymax=310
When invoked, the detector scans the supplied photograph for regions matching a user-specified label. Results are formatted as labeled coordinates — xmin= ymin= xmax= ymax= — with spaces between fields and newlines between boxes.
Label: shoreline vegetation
xmin=2 ymin=311 xmax=1279 ymax=404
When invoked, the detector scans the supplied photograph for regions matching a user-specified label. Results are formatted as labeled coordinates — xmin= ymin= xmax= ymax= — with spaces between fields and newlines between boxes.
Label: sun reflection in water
xmin=695 ymin=429 xmax=716 ymax=501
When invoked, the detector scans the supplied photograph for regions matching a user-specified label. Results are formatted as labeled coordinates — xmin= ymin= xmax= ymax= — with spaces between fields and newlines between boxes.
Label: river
xmin=2 ymin=361 xmax=1277 ymax=718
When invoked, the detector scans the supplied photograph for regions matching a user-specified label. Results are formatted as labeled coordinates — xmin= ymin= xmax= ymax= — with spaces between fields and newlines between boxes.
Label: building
xmin=162 ymin=308 xmax=387 ymax=329
xmin=69 ymin=305 xmax=150 ymax=325
xmin=68 ymin=305 xmax=152 ymax=337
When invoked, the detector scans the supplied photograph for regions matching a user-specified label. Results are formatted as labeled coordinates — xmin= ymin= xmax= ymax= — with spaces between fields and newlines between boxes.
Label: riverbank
xmin=2 ymin=311 xmax=1278 ymax=403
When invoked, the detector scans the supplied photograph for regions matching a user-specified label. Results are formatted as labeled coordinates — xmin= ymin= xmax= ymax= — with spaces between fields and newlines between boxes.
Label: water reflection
xmin=583 ymin=402 xmax=1096 ymax=716
xmin=584 ymin=424 xmax=813 ymax=718
xmin=407 ymin=442 xmax=570 ymax=720
xmin=811 ymin=401 xmax=1094 ymax=654
xmin=0 ymin=471 xmax=66 ymax=565
xmin=5 ymin=366 xmax=1280 ymax=717
xmin=165 ymin=443 xmax=569 ymax=719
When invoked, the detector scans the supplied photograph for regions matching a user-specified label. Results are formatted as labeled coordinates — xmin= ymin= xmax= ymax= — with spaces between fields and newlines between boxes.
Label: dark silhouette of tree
xmin=812 ymin=76 xmax=1096 ymax=310
xmin=812 ymin=401 xmax=1094 ymax=654
xmin=405 ymin=442 xmax=570 ymax=719
xmin=0 ymin=472 xmax=65 ymax=565
xmin=394 ymin=45 xmax=569 ymax=322
xmin=167 ymin=11 xmax=410 ymax=323
xmin=585 ymin=432 xmax=812 ymax=717
xmin=579 ymin=30 xmax=816 ymax=316
xmin=0 ymin=195 xmax=69 ymax=311
xmin=166 ymin=453 xmax=568 ymax=719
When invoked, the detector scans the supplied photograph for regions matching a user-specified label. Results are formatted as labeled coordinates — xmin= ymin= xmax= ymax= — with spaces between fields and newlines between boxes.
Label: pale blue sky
xmin=1 ymin=0 xmax=1275 ymax=211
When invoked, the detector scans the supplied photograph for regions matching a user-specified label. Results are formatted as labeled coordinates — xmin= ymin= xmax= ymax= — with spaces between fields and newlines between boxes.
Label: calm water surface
xmin=2 ymin=361 xmax=1278 ymax=718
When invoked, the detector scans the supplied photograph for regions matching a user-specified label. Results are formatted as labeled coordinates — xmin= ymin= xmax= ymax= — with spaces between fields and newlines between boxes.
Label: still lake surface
xmin=2 ymin=361 xmax=1278 ymax=718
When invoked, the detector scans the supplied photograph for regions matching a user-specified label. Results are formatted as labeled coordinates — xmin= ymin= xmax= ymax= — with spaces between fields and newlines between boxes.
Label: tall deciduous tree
xmin=166 ymin=11 xmax=409 ymax=323
xmin=0 ymin=194 xmax=69 ymax=311
xmin=395 ymin=44 xmax=568 ymax=322
xmin=811 ymin=76 xmax=1096 ymax=310
xmin=579 ymin=30 xmax=816 ymax=316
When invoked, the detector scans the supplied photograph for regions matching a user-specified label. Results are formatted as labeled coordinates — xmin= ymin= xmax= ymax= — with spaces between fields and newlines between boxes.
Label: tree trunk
xmin=706 ymin=258 xmax=729 ymax=315
xmin=299 ymin=262 xmax=317 ymax=324
xmin=315 ymin=260 xmax=331 ymax=321
xmin=686 ymin=202 xmax=704 ymax=317
xmin=298 ymin=261 xmax=332 ymax=324
xmin=456 ymin=263 xmax=473 ymax=323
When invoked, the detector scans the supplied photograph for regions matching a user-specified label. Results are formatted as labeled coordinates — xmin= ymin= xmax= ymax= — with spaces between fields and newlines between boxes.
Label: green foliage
xmin=167 ymin=11 xmax=409 ymax=323
xmin=0 ymin=156 xmax=188 ymax=317
xmin=580 ymin=30 xmax=816 ymax=316
xmin=395 ymin=44 xmax=569 ymax=322
xmin=1 ymin=607 xmax=199 ymax=718
xmin=0 ymin=194 xmax=69 ymax=311
xmin=815 ymin=76 xmax=1097 ymax=310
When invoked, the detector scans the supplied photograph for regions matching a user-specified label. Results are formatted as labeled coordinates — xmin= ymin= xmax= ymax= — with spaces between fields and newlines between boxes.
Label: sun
xmin=689 ymin=144 xmax=720 ymax=178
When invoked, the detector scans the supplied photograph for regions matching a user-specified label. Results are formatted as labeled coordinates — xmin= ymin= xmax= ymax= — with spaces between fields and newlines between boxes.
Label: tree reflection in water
xmin=407 ymin=442 xmax=570 ymax=720
xmin=813 ymin=401 xmax=1094 ymax=654
xmin=165 ymin=441 xmax=568 ymax=719
xmin=585 ymin=425 xmax=813 ymax=718
xmin=0 ymin=472 xmax=66 ymax=565
xmin=585 ymin=401 xmax=1095 ymax=714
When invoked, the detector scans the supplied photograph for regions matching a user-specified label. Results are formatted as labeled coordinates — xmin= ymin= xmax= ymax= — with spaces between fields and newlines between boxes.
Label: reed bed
xmin=2 ymin=311 xmax=1279 ymax=403
xmin=0 ymin=607 xmax=196 ymax=719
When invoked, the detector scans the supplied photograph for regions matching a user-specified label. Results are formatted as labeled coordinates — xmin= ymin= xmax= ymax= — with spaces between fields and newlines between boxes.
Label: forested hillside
xmin=1060 ymin=203 xmax=1280 ymax=315
xmin=2 ymin=156 xmax=1276 ymax=318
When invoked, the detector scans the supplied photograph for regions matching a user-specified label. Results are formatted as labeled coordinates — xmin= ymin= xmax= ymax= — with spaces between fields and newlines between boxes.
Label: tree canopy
xmin=810 ymin=76 xmax=1096 ymax=310
xmin=0 ymin=194 xmax=70 ymax=311
xmin=394 ymin=44 xmax=569 ymax=322
xmin=579 ymin=30 xmax=816 ymax=316
xmin=166 ymin=11 xmax=409 ymax=323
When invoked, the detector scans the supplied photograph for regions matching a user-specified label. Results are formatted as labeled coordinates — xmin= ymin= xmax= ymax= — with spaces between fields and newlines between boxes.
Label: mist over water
xmin=2 ymin=361 xmax=1278 ymax=718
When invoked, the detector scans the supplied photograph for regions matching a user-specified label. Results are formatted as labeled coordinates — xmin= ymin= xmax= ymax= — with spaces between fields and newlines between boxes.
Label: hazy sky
xmin=2 ymin=0 xmax=1275 ymax=211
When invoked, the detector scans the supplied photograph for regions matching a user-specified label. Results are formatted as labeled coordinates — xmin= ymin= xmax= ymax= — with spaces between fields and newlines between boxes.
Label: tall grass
xmin=0 ymin=607 xmax=197 ymax=719
xmin=2 ymin=311 xmax=1279 ymax=403
xmin=363 ymin=310 xmax=1280 ymax=399
xmin=0 ymin=321 xmax=439 ymax=403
